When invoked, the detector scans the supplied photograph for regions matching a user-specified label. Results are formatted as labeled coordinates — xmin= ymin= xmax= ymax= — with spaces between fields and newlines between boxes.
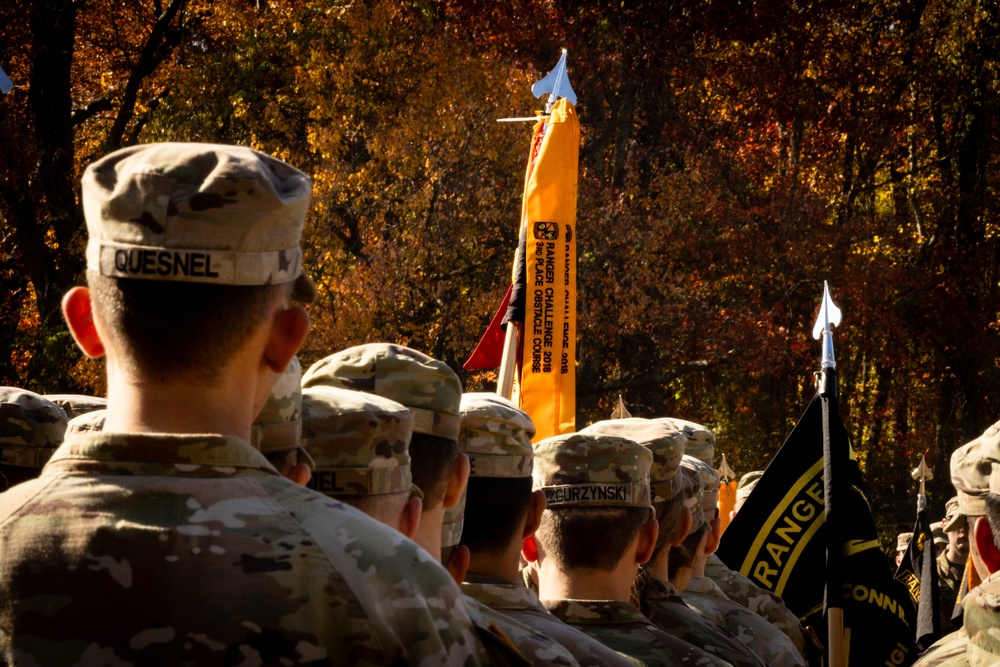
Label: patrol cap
xmin=250 ymin=357 xmax=314 ymax=469
xmin=657 ymin=418 xmax=715 ymax=467
xmin=459 ymin=393 xmax=534 ymax=478
xmin=735 ymin=470 xmax=764 ymax=511
xmin=0 ymin=388 xmax=68 ymax=469
xmin=942 ymin=496 xmax=967 ymax=533
xmin=442 ymin=489 xmax=466 ymax=549
xmin=952 ymin=427 xmax=995 ymax=515
xmin=301 ymin=385 xmax=414 ymax=497
xmin=66 ymin=409 xmax=106 ymax=435
xmin=302 ymin=344 xmax=461 ymax=441
xmin=580 ymin=418 xmax=686 ymax=502
xmin=896 ymin=532 xmax=913 ymax=552
xmin=976 ymin=419 xmax=1000 ymax=498
xmin=680 ymin=460 xmax=706 ymax=532
xmin=681 ymin=455 xmax=719 ymax=532
xmin=82 ymin=142 xmax=315 ymax=301
xmin=44 ymin=394 xmax=108 ymax=421
xmin=931 ymin=522 xmax=947 ymax=546
xmin=532 ymin=433 xmax=652 ymax=509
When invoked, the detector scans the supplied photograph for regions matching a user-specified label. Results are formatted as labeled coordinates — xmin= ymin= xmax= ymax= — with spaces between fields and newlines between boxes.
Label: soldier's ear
xmin=445 ymin=544 xmax=470 ymax=586
xmin=261 ymin=304 xmax=310 ymax=374
xmin=974 ymin=516 xmax=1000 ymax=574
xmin=522 ymin=489 xmax=547 ymax=539
xmin=62 ymin=287 xmax=105 ymax=358
xmin=521 ymin=534 xmax=539 ymax=563
xmin=670 ymin=507 xmax=693 ymax=546
xmin=398 ymin=495 xmax=422 ymax=540
xmin=634 ymin=517 xmax=660 ymax=566
xmin=443 ymin=453 xmax=470 ymax=509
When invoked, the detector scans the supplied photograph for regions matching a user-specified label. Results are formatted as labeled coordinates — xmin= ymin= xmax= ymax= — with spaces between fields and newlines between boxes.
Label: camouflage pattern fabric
xmin=0 ymin=430 xmax=491 ymax=665
xmin=681 ymin=455 xmax=720 ymax=519
xmin=542 ymin=598 xmax=732 ymax=666
xmin=734 ymin=471 xmax=763 ymax=512
xmin=462 ymin=591 xmax=582 ymax=667
xmin=0 ymin=388 xmax=68 ymax=469
xmin=301 ymin=385 xmax=414 ymax=496
xmin=442 ymin=488 xmax=466 ymax=549
xmin=66 ymin=409 xmax=107 ymax=435
xmin=913 ymin=628 xmax=969 ymax=666
xmin=532 ymin=432 xmax=653 ymax=509
xmin=639 ymin=575 xmax=768 ymax=667
xmin=459 ymin=392 xmax=534 ymax=479
xmin=580 ymin=418 xmax=687 ymax=501
xmin=932 ymin=521 xmax=948 ymax=546
xmin=965 ymin=569 xmax=1000 ymax=666
xmin=251 ymin=355 xmax=303 ymax=455
xmin=82 ymin=142 xmax=315 ymax=301
xmin=938 ymin=551 xmax=965 ymax=601
xmin=943 ymin=496 xmax=966 ymax=533
xmin=898 ymin=531 xmax=914 ymax=552
xmin=952 ymin=428 xmax=995 ymax=515
xmin=703 ymin=553 xmax=816 ymax=662
xmin=302 ymin=344 xmax=462 ymax=440
xmin=462 ymin=574 xmax=636 ymax=667
xmin=656 ymin=418 xmax=715 ymax=467
xmin=682 ymin=574 xmax=806 ymax=667
xmin=44 ymin=394 xmax=107 ymax=421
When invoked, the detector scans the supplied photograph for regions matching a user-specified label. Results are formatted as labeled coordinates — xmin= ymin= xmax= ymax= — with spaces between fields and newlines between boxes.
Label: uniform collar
xmin=684 ymin=574 xmax=727 ymax=598
xmin=462 ymin=575 xmax=546 ymax=612
xmin=542 ymin=599 xmax=649 ymax=625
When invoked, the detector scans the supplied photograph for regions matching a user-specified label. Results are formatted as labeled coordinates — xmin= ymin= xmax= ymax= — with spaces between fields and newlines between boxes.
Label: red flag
xmin=464 ymin=285 xmax=513 ymax=370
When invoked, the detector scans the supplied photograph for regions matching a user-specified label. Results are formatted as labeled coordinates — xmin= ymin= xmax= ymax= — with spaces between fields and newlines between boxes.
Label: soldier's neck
xmin=468 ymin=540 xmax=523 ymax=585
xmin=101 ymin=351 xmax=264 ymax=442
xmin=645 ymin=546 xmax=670 ymax=581
xmin=537 ymin=558 xmax=638 ymax=602
xmin=414 ymin=504 xmax=444 ymax=557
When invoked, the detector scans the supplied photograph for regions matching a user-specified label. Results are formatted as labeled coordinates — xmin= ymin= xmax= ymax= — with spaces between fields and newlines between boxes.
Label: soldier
xmin=663 ymin=419 xmax=817 ymax=661
xmin=932 ymin=522 xmax=948 ymax=559
xmin=582 ymin=418 xmax=767 ymax=667
xmin=914 ymin=423 xmax=998 ymax=665
xmin=897 ymin=532 xmax=914 ymax=566
xmin=250 ymin=355 xmax=313 ymax=486
xmin=528 ymin=432 xmax=730 ymax=666
xmin=940 ymin=496 xmax=970 ymax=597
xmin=674 ymin=455 xmax=806 ymax=667
xmin=0 ymin=388 xmax=67 ymax=492
xmin=44 ymin=393 xmax=107 ymax=421
xmin=442 ymin=487 xmax=468 ymax=580
xmin=0 ymin=143 xmax=490 ymax=665
xmin=299 ymin=382 xmax=421 ymax=538
xmin=302 ymin=343 xmax=469 ymax=558
xmin=459 ymin=394 xmax=634 ymax=667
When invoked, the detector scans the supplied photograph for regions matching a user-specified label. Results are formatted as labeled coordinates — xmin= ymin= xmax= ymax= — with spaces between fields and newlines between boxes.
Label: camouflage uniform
xmin=66 ymin=409 xmax=107 ymax=435
xmin=948 ymin=432 xmax=995 ymax=628
xmin=251 ymin=356 xmax=314 ymax=468
xmin=912 ymin=628 xmax=969 ymax=666
xmin=963 ymin=570 xmax=1000 ymax=666
xmin=581 ymin=420 xmax=765 ymax=667
xmin=534 ymin=433 xmax=731 ymax=667
xmin=0 ymin=143 xmax=490 ymax=665
xmin=462 ymin=573 xmax=635 ymax=667
xmin=703 ymin=553 xmax=817 ymax=662
xmin=679 ymin=458 xmax=805 ymax=667
xmin=733 ymin=471 xmax=763 ymax=514
xmin=0 ymin=388 xmax=68 ymax=492
xmin=44 ymin=393 xmax=107 ymax=421
xmin=0 ymin=430 xmax=489 ymax=665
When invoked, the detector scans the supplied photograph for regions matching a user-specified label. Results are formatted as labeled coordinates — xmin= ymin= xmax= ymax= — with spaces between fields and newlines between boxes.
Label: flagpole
xmin=814 ymin=281 xmax=845 ymax=667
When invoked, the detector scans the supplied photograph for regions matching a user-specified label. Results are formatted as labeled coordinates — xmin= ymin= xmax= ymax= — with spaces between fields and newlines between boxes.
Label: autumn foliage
xmin=2 ymin=0 xmax=999 ymax=547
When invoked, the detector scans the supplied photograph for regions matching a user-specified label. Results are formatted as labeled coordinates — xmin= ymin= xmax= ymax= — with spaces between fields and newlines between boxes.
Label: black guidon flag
xmin=716 ymin=389 xmax=917 ymax=665
xmin=894 ymin=500 xmax=941 ymax=651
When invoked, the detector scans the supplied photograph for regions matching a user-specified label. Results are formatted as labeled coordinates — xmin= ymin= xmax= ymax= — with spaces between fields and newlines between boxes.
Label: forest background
xmin=2 ymin=0 xmax=998 ymax=553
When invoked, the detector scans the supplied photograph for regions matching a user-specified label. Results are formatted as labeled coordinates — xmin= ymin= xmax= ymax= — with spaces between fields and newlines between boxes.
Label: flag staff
xmin=813 ymin=280 xmax=845 ymax=667
xmin=912 ymin=455 xmax=933 ymax=512
xmin=496 ymin=51 xmax=576 ymax=400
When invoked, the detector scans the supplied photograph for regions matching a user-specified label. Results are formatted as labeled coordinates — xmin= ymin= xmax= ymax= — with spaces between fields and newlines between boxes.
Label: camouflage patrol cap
xmin=931 ymin=522 xmax=947 ymax=546
xmin=976 ymin=419 xmax=1000 ymax=499
xmin=459 ymin=393 xmax=534 ymax=478
xmin=680 ymin=459 xmax=706 ymax=532
xmin=657 ymin=418 xmax=715 ymax=467
xmin=301 ymin=385 xmax=414 ymax=497
xmin=0 ymin=388 xmax=68 ymax=469
xmin=302 ymin=344 xmax=461 ymax=441
xmin=735 ymin=470 xmax=764 ymax=511
xmin=943 ymin=496 xmax=967 ymax=533
xmin=896 ymin=532 xmax=913 ymax=552
xmin=44 ymin=394 xmax=107 ymax=421
xmin=952 ymin=426 xmax=995 ymax=515
xmin=252 ymin=356 xmax=303 ymax=454
xmin=681 ymin=455 xmax=720 ymax=532
xmin=580 ymin=418 xmax=686 ymax=502
xmin=532 ymin=433 xmax=652 ymax=509
xmin=82 ymin=142 xmax=315 ymax=301
xmin=66 ymin=409 xmax=106 ymax=435
xmin=442 ymin=489 xmax=466 ymax=549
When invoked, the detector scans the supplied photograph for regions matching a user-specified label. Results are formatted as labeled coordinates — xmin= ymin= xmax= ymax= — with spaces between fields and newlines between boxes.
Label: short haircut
xmin=88 ymin=273 xmax=284 ymax=383
xmin=339 ymin=491 xmax=409 ymax=529
xmin=651 ymin=494 xmax=690 ymax=556
xmin=667 ymin=523 xmax=708 ymax=579
xmin=985 ymin=493 xmax=1000 ymax=551
xmin=535 ymin=506 xmax=652 ymax=571
xmin=461 ymin=477 xmax=533 ymax=554
xmin=409 ymin=433 xmax=458 ymax=510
